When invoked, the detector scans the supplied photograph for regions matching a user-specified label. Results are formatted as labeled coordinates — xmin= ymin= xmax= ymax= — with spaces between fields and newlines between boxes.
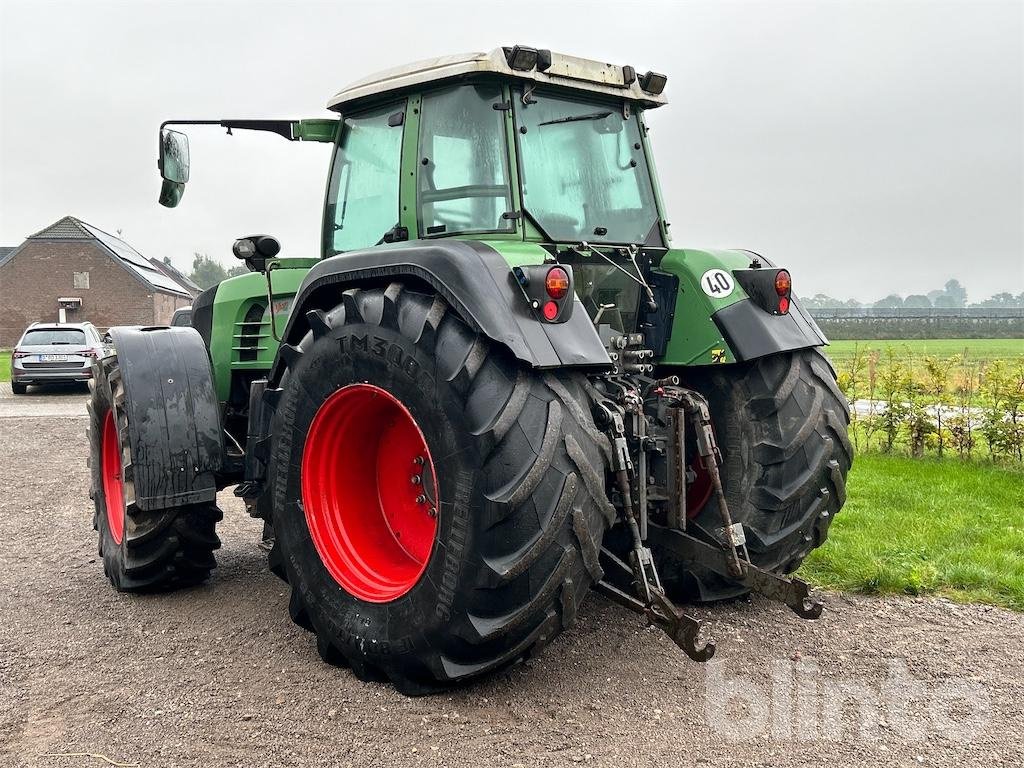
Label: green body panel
xmin=294 ymin=119 xmax=338 ymax=143
xmin=208 ymin=259 xmax=317 ymax=401
xmin=476 ymin=240 xmax=550 ymax=268
xmin=656 ymin=248 xmax=756 ymax=366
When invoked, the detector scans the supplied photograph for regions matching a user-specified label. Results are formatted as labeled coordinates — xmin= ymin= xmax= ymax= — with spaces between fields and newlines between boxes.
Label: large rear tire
xmin=266 ymin=283 xmax=613 ymax=694
xmin=658 ymin=347 xmax=853 ymax=601
xmin=88 ymin=356 xmax=222 ymax=591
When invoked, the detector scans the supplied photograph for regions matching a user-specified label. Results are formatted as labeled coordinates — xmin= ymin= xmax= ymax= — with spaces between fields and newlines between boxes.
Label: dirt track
xmin=1 ymin=387 xmax=1022 ymax=767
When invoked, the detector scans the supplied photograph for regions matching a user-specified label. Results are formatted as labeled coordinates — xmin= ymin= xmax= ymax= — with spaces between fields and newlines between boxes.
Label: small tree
xmin=877 ymin=349 xmax=910 ymax=453
xmin=921 ymin=356 xmax=950 ymax=456
xmin=189 ymin=252 xmax=230 ymax=289
xmin=948 ymin=356 xmax=978 ymax=459
xmin=838 ymin=345 xmax=867 ymax=453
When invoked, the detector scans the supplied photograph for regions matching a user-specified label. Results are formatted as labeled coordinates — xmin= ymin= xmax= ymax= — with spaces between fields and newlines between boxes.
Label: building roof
xmin=21 ymin=216 xmax=192 ymax=297
xmin=148 ymin=257 xmax=201 ymax=296
xmin=0 ymin=246 xmax=17 ymax=264
xmin=328 ymin=47 xmax=669 ymax=111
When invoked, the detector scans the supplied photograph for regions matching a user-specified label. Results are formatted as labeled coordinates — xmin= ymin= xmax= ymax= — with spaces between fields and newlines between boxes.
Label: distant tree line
xmin=801 ymin=279 xmax=1024 ymax=310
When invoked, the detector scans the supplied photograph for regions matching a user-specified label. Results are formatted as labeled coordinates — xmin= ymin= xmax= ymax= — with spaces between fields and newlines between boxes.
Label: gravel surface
xmin=1 ymin=390 xmax=1022 ymax=767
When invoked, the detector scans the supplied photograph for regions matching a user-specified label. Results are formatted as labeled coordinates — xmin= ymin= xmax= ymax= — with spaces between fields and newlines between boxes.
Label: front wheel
xmin=266 ymin=283 xmax=613 ymax=695
xmin=657 ymin=347 xmax=853 ymax=601
xmin=87 ymin=357 xmax=222 ymax=591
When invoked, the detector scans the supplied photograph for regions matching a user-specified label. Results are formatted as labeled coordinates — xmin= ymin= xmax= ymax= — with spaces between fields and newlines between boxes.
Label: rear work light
xmin=545 ymin=267 xmax=570 ymax=300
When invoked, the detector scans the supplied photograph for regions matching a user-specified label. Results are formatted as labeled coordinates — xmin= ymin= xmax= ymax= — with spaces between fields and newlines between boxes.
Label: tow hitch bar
xmin=594 ymin=384 xmax=822 ymax=662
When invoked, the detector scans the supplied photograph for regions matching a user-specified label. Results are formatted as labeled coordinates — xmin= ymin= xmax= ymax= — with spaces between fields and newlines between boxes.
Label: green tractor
xmin=88 ymin=46 xmax=851 ymax=694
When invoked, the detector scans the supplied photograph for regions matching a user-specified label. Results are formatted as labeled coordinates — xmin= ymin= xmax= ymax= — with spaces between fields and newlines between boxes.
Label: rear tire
xmin=266 ymin=283 xmax=613 ymax=694
xmin=88 ymin=357 xmax=222 ymax=591
xmin=11 ymin=382 xmax=27 ymax=395
xmin=659 ymin=348 xmax=853 ymax=601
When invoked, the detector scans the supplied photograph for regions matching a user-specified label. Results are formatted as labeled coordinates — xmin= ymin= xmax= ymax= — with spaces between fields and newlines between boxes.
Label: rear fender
xmin=656 ymin=248 xmax=827 ymax=365
xmin=266 ymin=239 xmax=612 ymax=387
xmin=106 ymin=326 xmax=222 ymax=510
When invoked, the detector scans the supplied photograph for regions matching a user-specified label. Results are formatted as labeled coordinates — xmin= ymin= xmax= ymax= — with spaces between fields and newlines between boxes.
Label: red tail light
xmin=545 ymin=267 xmax=570 ymax=300
xmin=774 ymin=270 xmax=792 ymax=296
xmin=80 ymin=349 xmax=98 ymax=358
xmin=12 ymin=350 xmax=30 ymax=359
xmin=778 ymin=296 xmax=791 ymax=314
xmin=542 ymin=301 xmax=559 ymax=321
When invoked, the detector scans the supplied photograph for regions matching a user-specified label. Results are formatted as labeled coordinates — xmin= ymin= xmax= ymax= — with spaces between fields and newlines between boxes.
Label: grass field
xmin=826 ymin=338 xmax=1024 ymax=367
xmin=802 ymin=453 xmax=1024 ymax=610
xmin=0 ymin=351 xmax=9 ymax=383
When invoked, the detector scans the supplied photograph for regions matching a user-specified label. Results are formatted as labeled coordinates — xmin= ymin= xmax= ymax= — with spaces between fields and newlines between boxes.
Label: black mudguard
xmin=268 ymin=239 xmax=612 ymax=386
xmin=107 ymin=326 xmax=223 ymax=511
xmin=711 ymin=296 xmax=828 ymax=362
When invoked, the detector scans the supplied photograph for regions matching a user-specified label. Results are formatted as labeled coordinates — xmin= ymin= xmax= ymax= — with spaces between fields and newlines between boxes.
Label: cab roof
xmin=327 ymin=46 xmax=668 ymax=112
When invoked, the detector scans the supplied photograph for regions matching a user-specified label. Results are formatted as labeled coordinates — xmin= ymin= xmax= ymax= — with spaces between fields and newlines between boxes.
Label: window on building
xmin=73 ymin=271 xmax=90 ymax=289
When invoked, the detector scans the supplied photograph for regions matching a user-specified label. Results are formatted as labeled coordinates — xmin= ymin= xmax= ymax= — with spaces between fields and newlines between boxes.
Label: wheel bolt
xmin=411 ymin=474 xmax=422 ymax=485
xmin=428 ymin=507 xmax=437 ymax=518
xmin=416 ymin=494 xmax=427 ymax=504
xmin=413 ymin=456 xmax=425 ymax=466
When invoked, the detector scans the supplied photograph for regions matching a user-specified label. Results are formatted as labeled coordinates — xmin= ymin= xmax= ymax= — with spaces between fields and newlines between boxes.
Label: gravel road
xmin=1 ymin=388 xmax=1022 ymax=767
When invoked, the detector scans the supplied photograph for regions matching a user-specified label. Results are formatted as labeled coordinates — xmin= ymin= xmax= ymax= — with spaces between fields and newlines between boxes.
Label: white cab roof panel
xmin=328 ymin=48 xmax=668 ymax=111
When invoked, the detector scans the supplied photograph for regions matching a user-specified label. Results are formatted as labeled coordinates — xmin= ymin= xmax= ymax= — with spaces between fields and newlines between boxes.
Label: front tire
xmin=659 ymin=348 xmax=853 ymax=601
xmin=88 ymin=356 xmax=222 ymax=591
xmin=266 ymin=283 xmax=613 ymax=694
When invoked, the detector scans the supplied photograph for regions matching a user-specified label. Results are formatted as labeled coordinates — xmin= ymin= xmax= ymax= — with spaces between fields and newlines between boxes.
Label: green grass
xmin=826 ymin=338 xmax=1024 ymax=366
xmin=801 ymin=453 xmax=1024 ymax=610
xmin=0 ymin=351 xmax=9 ymax=383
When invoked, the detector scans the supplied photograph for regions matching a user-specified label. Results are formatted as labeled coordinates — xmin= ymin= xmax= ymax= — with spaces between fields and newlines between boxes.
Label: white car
xmin=9 ymin=322 xmax=108 ymax=394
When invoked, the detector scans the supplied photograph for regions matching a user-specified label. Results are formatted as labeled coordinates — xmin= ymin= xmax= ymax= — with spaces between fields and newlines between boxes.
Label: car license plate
xmin=41 ymin=354 xmax=69 ymax=362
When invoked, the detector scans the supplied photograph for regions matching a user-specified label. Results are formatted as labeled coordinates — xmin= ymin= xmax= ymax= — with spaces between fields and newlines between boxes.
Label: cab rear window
xmin=22 ymin=329 xmax=87 ymax=345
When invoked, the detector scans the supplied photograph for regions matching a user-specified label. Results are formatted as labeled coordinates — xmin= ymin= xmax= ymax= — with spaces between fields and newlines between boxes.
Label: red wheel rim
xmin=686 ymin=458 xmax=714 ymax=519
xmin=301 ymin=384 xmax=439 ymax=603
xmin=101 ymin=410 xmax=125 ymax=545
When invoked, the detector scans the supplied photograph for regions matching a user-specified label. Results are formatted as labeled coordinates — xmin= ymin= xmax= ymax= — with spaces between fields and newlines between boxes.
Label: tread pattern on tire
xmin=267 ymin=283 xmax=613 ymax=694
xmin=660 ymin=347 xmax=853 ymax=601
xmin=88 ymin=355 xmax=222 ymax=592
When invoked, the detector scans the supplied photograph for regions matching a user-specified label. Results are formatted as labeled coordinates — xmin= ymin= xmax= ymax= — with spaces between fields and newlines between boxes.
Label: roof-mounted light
xmin=639 ymin=70 xmax=668 ymax=95
xmin=506 ymin=45 xmax=539 ymax=72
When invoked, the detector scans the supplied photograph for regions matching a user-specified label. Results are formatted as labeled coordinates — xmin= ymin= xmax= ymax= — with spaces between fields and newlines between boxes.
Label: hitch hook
xmin=648 ymin=589 xmax=716 ymax=662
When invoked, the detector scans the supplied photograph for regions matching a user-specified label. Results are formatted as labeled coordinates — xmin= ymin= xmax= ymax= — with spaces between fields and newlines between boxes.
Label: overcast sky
xmin=1 ymin=0 xmax=1021 ymax=302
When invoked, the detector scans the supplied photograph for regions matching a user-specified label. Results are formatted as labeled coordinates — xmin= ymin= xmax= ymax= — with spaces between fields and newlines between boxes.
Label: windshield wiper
xmin=538 ymin=111 xmax=612 ymax=127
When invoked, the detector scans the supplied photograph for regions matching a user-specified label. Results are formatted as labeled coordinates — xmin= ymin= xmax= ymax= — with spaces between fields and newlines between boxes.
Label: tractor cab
xmin=159 ymin=47 xmax=673 ymax=340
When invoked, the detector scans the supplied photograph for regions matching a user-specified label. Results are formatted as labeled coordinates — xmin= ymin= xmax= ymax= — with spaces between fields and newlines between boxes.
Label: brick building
xmin=0 ymin=216 xmax=197 ymax=346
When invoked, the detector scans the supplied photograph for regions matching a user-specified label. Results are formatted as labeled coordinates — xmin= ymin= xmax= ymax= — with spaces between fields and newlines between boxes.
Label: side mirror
xmin=158 ymin=129 xmax=190 ymax=208
xmin=233 ymin=234 xmax=281 ymax=274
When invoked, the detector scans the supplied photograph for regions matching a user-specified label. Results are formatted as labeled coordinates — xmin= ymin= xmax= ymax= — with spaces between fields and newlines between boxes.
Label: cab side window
xmin=325 ymin=102 xmax=405 ymax=254
xmin=417 ymin=84 xmax=513 ymax=236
